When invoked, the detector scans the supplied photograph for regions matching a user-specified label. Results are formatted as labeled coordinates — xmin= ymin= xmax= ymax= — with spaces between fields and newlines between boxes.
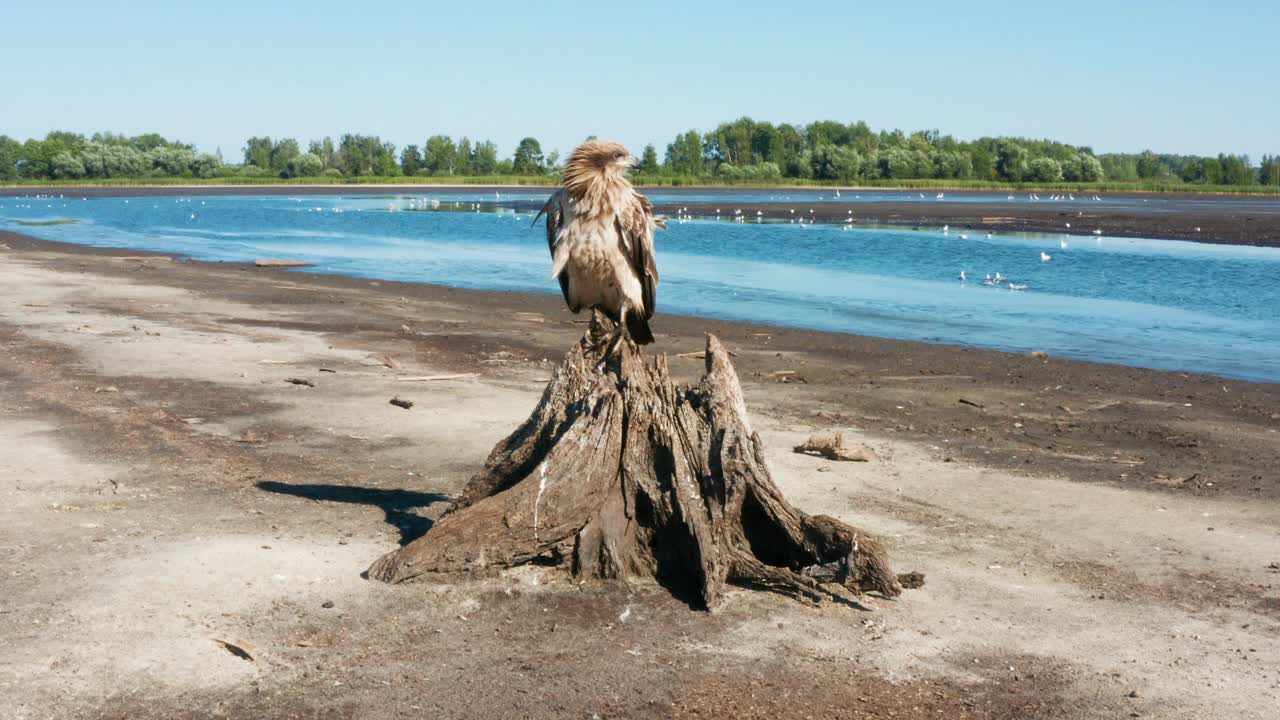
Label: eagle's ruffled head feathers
xmin=563 ymin=141 xmax=637 ymax=210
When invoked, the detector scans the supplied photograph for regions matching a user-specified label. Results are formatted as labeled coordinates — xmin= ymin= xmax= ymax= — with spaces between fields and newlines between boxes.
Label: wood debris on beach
xmin=793 ymin=432 xmax=877 ymax=462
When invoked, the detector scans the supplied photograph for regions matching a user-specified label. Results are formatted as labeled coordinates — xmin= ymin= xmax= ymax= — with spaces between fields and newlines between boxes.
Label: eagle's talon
xmin=593 ymin=326 xmax=628 ymax=372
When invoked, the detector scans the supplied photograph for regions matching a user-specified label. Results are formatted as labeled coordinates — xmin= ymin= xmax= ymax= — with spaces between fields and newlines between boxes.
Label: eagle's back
xmin=541 ymin=171 xmax=660 ymax=343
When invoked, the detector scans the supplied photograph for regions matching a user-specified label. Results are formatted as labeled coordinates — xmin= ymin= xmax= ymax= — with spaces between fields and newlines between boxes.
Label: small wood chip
xmin=390 ymin=397 xmax=414 ymax=409
xmin=957 ymin=398 xmax=984 ymax=409
xmin=284 ymin=378 xmax=315 ymax=387
xmin=896 ymin=571 xmax=926 ymax=589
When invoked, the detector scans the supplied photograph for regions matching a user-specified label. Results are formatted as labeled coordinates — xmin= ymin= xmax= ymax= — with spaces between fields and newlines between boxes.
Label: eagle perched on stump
xmin=535 ymin=140 xmax=664 ymax=346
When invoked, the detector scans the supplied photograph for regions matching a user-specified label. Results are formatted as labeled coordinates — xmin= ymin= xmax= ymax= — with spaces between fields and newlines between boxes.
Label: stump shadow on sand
xmin=256 ymin=481 xmax=449 ymax=545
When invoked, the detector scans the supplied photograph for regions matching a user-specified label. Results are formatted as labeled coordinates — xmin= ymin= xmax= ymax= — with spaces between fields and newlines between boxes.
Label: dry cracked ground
xmin=1 ymin=237 xmax=1278 ymax=719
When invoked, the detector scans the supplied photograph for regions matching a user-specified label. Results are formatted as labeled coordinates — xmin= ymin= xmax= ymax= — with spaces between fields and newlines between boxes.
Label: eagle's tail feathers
xmin=626 ymin=312 xmax=655 ymax=345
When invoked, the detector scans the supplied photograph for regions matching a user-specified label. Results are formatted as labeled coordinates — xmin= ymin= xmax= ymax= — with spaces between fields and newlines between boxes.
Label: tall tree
xmin=456 ymin=137 xmax=474 ymax=175
xmin=511 ymin=137 xmax=545 ymax=175
xmin=131 ymin=133 xmax=170 ymax=152
xmin=269 ymin=138 xmax=300 ymax=173
xmin=1261 ymin=155 xmax=1280 ymax=186
xmin=400 ymin=144 xmax=422 ymax=176
xmin=243 ymin=136 xmax=273 ymax=168
xmin=308 ymin=137 xmax=336 ymax=169
xmin=336 ymin=134 xmax=396 ymax=176
xmin=0 ymin=135 xmax=20 ymax=180
xmin=665 ymin=130 xmax=703 ymax=175
xmin=19 ymin=138 xmax=72 ymax=179
xmin=1219 ymin=154 xmax=1254 ymax=185
xmin=45 ymin=131 xmax=85 ymax=154
xmin=424 ymin=135 xmax=459 ymax=175
xmin=639 ymin=144 xmax=659 ymax=174
xmin=472 ymin=140 xmax=498 ymax=174
xmin=1136 ymin=150 xmax=1165 ymax=180
xmin=995 ymin=141 xmax=1029 ymax=182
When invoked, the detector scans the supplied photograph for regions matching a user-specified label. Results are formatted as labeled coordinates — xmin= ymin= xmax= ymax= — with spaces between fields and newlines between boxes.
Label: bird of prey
xmin=535 ymin=140 xmax=664 ymax=348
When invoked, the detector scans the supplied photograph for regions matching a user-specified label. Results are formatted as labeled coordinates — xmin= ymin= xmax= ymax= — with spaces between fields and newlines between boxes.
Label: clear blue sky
xmin=4 ymin=1 xmax=1276 ymax=162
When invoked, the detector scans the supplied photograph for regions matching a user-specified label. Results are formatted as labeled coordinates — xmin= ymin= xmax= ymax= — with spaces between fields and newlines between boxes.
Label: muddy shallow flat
xmin=1 ymin=232 xmax=1278 ymax=719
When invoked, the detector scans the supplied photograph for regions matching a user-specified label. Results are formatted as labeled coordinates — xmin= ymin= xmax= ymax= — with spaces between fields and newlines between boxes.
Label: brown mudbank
xmin=369 ymin=314 xmax=902 ymax=607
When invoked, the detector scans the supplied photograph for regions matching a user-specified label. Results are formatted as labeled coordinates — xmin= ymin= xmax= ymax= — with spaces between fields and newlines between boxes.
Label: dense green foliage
xmin=0 ymin=131 xmax=222 ymax=181
xmin=2 ymin=120 xmax=1275 ymax=189
xmin=658 ymin=118 xmax=1260 ymax=187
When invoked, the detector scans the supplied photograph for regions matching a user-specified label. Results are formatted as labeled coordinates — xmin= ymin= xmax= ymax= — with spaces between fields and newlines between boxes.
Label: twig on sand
xmin=396 ymin=373 xmax=478 ymax=382
xmin=389 ymin=397 xmax=414 ymax=409
xmin=766 ymin=370 xmax=806 ymax=383
xmin=213 ymin=639 xmax=254 ymax=662
xmin=958 ymin=398 xmax=985 ymax=409
xmin=284 ymin=378 xmax=315 ymax=388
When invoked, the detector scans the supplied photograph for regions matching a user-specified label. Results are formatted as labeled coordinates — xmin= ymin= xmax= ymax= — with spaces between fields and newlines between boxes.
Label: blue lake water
xmin=3 ymin=192 xmax=1279 ymax=383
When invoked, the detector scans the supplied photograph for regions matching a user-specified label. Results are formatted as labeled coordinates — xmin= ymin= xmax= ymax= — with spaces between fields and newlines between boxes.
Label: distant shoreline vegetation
xmin=2 ymin=120 xmax=1278 ymax=192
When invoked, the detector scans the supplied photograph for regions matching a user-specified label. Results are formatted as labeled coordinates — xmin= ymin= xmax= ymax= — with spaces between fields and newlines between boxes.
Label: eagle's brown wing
xmin=616 ymin=191 xmax=659 ymax=320
xmin=534 ymin=189 xmax=572 ymax=308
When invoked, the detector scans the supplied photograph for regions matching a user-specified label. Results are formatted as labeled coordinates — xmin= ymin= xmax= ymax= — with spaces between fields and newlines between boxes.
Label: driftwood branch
xmin=793 ymin=432 xmax=877 ymax=462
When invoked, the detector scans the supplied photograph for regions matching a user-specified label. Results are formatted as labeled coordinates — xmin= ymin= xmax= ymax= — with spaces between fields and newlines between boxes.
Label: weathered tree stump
xmin=368 ymin=314 xmax=903 ymax=609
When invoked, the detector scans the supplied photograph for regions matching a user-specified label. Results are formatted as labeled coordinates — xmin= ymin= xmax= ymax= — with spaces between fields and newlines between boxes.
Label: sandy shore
xmin=5 ymin=184 xmax=1280 ymax=247
xmin=2 ymin=232 xmax=1278 ymax=718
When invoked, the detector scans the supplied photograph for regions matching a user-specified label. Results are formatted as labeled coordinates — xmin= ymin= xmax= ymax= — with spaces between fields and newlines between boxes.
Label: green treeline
xmin=662 ymin=118 xmax=1274 ymax=186
xmin=0 ymin=132 xmax=224 ymax=181
xmin=2 ymin=120 xmax=1277 ymax=187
